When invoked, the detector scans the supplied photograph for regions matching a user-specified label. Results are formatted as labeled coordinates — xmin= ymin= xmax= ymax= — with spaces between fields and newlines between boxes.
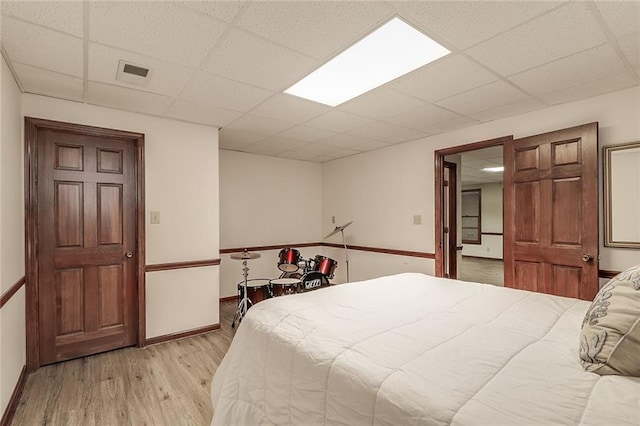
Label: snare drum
xmin=270 ymin=278 xmax=301 ymax=296
xmin=278 ymin=248 xmax=301 ymax=272
xmin=238 ymin=279 xmax=272 ymax=305
xmin=300 ymin=272 xmax=330 ymax=292
xmin=312 ymin=255 xmax=338 ymax=279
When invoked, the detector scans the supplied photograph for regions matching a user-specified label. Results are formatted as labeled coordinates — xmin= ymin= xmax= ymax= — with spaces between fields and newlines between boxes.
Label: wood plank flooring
xmin=459 ymin=256 xmax=504 ymax=287
xmin=11 ymin=301 xmax=238 ymax=426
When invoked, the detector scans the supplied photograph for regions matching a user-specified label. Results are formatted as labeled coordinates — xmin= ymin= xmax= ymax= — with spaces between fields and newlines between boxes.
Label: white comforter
xmin=211 ymin=273 xmax=640 ymax=425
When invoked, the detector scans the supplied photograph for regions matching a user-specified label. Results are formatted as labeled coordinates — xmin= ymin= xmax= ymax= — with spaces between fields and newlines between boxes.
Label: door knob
xmin=582 ymin=254 xmax=594 ymax=262
xmin=125 ymin=252 xmax=134 ymax=258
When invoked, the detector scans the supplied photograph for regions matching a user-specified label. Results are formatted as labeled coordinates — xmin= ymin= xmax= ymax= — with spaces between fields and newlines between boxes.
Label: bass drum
xmin=300 ymin=271 xmax=330 ymax=292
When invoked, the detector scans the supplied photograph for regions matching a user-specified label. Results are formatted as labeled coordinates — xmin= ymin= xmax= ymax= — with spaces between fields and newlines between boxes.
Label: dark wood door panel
xmin=37 ymin=125 xmax=138 ymax=365
xmin=505 ymin=123 xmax=598 ymax=301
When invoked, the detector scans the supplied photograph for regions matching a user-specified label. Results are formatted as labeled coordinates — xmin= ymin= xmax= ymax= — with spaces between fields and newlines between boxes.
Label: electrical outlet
xmin=413 ymin=214 xmax=422 ymax=225
xmin=332 ymin=216 xmax=336 ymax=224
xmin=150 ymin=211 xmax=160 ymax=224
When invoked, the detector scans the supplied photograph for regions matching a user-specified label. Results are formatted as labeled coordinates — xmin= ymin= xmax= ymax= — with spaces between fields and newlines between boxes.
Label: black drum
xmin=312 ymin=255 xmax=338 ymax=279
xmin=300 ymin=272 xmax=330 ymax=292
xmin=278 ymin=248 xmax=301 ymax=272
xmin=270 ymin=278 xmax=301 ymax=296
xmin=238 ymin=279 xmax=272 ymax=306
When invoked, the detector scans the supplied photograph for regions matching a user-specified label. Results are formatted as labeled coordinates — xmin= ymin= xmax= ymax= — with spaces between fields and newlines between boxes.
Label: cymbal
xmin=324 ymin=221 xmax=353 ymax=239
xmin=230 ymin=251 xmax=261 ymax=260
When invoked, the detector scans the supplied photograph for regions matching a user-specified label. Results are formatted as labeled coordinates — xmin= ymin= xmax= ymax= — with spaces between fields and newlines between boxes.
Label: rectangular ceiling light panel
xmin=285 ymin=17 xmax=450 ymax=107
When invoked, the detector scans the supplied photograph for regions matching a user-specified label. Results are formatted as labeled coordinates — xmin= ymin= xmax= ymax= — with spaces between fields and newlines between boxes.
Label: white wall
xmin=1 ymin=56 xmax=26 ymax=417
xmin=462 ymin=182 xmax=503 ymax=259
xmin=323 ymin=86 xmax=640 ymax=278
xmin=218 ymin=150 xmax=322 ymax=298
xmin=22 ymin=94 xmax=220 ymax=339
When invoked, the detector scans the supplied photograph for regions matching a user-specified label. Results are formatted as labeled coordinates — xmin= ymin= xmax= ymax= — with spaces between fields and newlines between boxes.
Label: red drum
xmin=278 ymin=248 xmax=301 ymax=272
xmin=270 ymin=278 xmax=301 ymax=296
xmin=300 ymin=272 xmax=330 ymax=292
xmin=312 ymin=255 xmax=338 ymax=279
xmin=238 ymin=279 xmax=272 ymax=305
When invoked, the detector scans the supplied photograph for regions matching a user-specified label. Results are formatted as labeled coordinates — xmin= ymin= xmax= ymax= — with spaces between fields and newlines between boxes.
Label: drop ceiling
xmin=1 ymin=1 xmax=638 ymax=163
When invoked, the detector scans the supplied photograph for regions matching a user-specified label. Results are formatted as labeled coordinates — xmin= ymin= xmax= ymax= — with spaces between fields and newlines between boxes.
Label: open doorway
xmin=450 ymin=146 xmax=504 ymax=286
xmin=434 ymin=136 xmax=512 ymax=284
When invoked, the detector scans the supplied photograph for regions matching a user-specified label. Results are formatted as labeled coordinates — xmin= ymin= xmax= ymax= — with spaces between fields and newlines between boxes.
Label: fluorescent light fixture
xmin=284 ymin=17 xmax=450 ymax=107
xmin=482 ymin=166 xmax=504 ymax=172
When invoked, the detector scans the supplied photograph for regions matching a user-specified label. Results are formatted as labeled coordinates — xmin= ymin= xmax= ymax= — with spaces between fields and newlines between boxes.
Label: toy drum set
xmin=230 ymin=247 xmax=338 ymax=328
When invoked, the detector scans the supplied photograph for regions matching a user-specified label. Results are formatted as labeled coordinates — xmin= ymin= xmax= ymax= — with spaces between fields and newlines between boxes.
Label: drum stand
xmin=230 ymin=250 xmax=261 ymax=328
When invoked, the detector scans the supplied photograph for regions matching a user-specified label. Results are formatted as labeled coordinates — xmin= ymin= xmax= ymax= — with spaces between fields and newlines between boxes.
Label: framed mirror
xmin=604 ymin=141 xmax=640 ymax=248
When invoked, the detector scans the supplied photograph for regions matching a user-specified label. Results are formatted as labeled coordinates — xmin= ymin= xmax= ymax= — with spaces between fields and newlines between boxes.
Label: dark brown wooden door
xmin=444 ymin=161 xmax=457 ymax=279
xmin=504 ymin=123 xmax=598 ymax=300
xmin=37 ymin=129 xmax=138 ymax=364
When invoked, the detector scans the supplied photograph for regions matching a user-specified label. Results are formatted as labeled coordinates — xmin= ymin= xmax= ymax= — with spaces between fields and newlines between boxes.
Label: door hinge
xmin=444 ymin=227 xmax=449 ymax=233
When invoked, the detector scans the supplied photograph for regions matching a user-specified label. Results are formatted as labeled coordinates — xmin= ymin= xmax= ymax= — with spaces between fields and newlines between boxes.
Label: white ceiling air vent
xmin=116 ymin=60 xmax=151 ymax=86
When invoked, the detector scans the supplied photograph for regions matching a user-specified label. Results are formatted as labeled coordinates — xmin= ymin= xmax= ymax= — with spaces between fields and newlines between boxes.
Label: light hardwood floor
xmin=11 ymin=301 xmax=238 ymax=426
xmin=459 ymin=256 xmax=504 ymax=287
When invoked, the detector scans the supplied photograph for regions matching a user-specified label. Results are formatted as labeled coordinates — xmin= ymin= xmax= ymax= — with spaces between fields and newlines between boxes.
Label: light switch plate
xmin=150 ymin=211 xmax=160 ymax=224
xmin=413 ymin=214 xmax=422 ymax=225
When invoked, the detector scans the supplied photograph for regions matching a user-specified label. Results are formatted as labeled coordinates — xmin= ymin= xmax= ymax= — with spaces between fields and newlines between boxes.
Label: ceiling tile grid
xmin=88 ymin=1 xmax=227 ymax=68
xmin=2 ymin=16 xmax=83 ymax=77
xmin=1 ymin=1 xmax=639 ymax=163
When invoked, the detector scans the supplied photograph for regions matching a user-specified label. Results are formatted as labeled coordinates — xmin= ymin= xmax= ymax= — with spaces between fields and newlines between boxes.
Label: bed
xmin=211 ymin=273 xmax=640 ymax=425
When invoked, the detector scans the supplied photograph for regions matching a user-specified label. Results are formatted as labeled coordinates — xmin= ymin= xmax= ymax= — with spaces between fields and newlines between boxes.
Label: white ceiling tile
xmin=509 ymin=44 xmax=628 ymax=96
xmin=13 ymin=63 xmax=83 ymax=101
xmin=218 ymin=128 xmax=268 ymax=149
xmin=619 ymin=32 xmax=640 ymax=72
xmin=88 ymin=43 xmax=195 ymax=97
xmin=255 ymin=136 xmax=310 ymax=152
xmin=292 ymin=143 xmax=339 ymax=156
xmin=390 ymin=55 xmax=498 ymax=102
xmin=351 ymin=140 xmax=390 ymax=152
xmin=278 ymin=125 xmax=336 ymax=142
xmin=394 ymin=1 xmax=561 ymax=49
xmin=277 ymin=150 xmax=318 ymax=161
xmin=470 ymin=97 xmax=546 ymax=123
xmin=226 ymin=114 xmax=294 ymax=135
xmin=1 ymin=0 xmax=83 ymax=37
xmin=320 ymin=134 xmax=374 ymax=149
xmin=467 ymin=3 xmax=607 ymax=76
xmin=325 ymin=148 xmax=360 ymax=159
xmin=89 ymin=1 xmax=226 ymax=67
xmin=180 ymin=72 xmax=273 ymax=112
xmin=540 ymin=72 xmax=638 ymax=105
xmin=1 ymin=17 xmax=83 ymax=77
xmin=339 ymin=88 xmax=426 ymax=120
xmin=305 ymin=110 xmax=374 ymax=133
xmin=164 ymin=99 xmax=242 ymax=127
xmin=239 ymin=142 xmax=290 ymax=157
xmin=177 ymin=1 xmax=245 ymax=23
xmin=426 ymin=116 xmax=480 ymax=135
xmin=593 ymin=1 xmax=640 ymax=39
xmin=235 ymin=1 xmax=394 ymax=59
xmin=436 ymin=81 xmax=529 ymax=116
xmin=347 ymin=121 xmax=428 ymax=144
xmin=386 ymin=103 xmax=467 ymax=133
xmin=86 ymin=82 xmax=174 ymax=116
xmin=308 ymin=155 xmax=336 ymax=163
xmin=203 ymin=28 xmax=317 ymax=91
xmin=250 ymin=94 xmax=330 ymax=124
